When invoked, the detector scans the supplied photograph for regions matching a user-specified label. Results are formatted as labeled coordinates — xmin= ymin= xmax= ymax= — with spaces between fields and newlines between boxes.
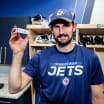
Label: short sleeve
xmin=91 ymin=52 xmax=104 ymax=85
xmin=23 ymin=53 xmax=40 ymax=78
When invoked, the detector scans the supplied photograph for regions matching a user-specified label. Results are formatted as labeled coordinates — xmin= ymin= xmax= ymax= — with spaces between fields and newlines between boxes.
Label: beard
xmin=54 ymin=34 xmax=72 ymax=47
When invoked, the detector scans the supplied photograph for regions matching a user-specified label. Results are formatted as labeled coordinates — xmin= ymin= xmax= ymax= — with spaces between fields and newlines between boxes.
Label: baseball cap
xmin=49 ymin=9 xmax=75 ymax=26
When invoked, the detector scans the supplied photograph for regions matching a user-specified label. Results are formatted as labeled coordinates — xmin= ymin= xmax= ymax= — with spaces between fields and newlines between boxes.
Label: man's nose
xmin=59 ymin=27 xmax=64 ymax=34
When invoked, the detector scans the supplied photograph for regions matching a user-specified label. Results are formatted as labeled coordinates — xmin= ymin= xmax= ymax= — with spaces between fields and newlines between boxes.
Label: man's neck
xmin=56 ymin=42 xmax=75 ymax=53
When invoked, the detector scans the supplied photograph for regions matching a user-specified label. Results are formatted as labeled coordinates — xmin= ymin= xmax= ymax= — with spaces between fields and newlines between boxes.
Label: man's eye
xmin=55 ymin=26 xmax=59 ymax=28
xmin=64 ymin=25 xmax=68 ymax=27
xmin=54 ymin=26 xmax=59 ymax=29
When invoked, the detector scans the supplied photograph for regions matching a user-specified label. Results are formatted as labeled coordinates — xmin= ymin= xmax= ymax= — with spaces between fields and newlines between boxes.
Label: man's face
xmin=52 ymin=22 xmax=74 ymax=46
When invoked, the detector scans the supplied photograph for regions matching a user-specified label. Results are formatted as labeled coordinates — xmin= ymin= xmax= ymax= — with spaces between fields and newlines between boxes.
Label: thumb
xmin=24 ymin=34 xmax=30 ymax=44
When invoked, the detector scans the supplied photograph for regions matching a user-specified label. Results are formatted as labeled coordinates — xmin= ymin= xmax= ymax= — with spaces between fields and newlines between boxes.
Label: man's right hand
xmin=8 ymin=26 xmax=32 ymax=94
xmin=9 ymin=25 xmax=29 ymax=55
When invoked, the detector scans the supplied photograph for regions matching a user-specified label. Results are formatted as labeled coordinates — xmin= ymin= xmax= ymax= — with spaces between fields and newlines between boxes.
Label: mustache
xmin=57 ymin=34 xmax=68 ymax=38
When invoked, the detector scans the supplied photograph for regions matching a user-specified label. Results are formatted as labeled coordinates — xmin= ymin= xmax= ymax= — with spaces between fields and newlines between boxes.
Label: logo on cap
xmin=56 ymin=10 xmax=64 ymax=15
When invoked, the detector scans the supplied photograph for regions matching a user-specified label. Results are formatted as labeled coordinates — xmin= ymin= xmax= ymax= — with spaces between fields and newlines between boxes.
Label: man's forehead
xmin=53 ymin=21 xmax=72 ymax=26
xmin=51 ymin=19 xmax=72 ymax=26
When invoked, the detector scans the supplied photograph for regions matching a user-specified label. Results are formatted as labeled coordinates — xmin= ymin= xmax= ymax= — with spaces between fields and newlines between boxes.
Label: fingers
xmin=10 ymin=26 xmax=17 ymax=40
xmin=11 ymin=25 xmax=16 ymax=33
xmin=24 ymin=34 xmax=30 ymax=44
xmin=10 ymin=26 xmax=21 ymax=42
xmin=10 ymin=26 xmax=30 ymax=46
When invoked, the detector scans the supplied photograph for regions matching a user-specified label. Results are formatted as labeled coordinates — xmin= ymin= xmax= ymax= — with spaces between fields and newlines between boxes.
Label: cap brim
xmin=49 ymin=17 xmax=72 ymax=26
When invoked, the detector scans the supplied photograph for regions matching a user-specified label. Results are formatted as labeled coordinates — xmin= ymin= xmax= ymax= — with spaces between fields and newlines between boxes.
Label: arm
xmin=91 ymin=52 xmax=104 ymax=104
xmin=8 ymin=26 xmax=32 ymax=94
xmin=91 ymin=84 xmax=104 ymax=104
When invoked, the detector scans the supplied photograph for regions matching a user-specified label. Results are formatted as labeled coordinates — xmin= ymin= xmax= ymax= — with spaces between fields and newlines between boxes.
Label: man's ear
xmin=73 ymin=22 xmax=77 ymax=32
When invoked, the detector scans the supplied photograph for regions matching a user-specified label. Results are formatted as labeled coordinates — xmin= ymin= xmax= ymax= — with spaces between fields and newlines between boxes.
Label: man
xmin=9 ymin=9 xmax=104 ymax=104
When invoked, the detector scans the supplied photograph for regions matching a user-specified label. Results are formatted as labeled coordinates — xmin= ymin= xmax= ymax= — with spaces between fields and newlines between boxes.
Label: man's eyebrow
xmin=54 ymin=24 xmax=60 ymax=27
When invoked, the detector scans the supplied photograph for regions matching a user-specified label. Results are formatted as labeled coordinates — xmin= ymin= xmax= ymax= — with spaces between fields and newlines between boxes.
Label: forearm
xmin=8 ymin=52 xmax=24 ymax=93
xmin=92 ymin=85 xmax=104 ymax=104
xmin=92 ymin=95 xmax=104 ymax=104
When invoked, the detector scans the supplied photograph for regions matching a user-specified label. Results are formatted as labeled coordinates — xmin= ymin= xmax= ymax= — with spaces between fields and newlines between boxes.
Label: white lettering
xmin=74 ymin=65 xmax=83 ymax=75
xmin=48 ymin=65 xmax=84 ymax=76
xmin=48 ymin=66 xmax=56 ymax=76
xmin=67 ymin=66 xmax=74 ymax=76
xmin=56 ymin=66 xmax=66 ymax=76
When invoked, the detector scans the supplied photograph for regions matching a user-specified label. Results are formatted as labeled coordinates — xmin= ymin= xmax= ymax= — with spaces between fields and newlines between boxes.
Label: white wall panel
xmin=90 ymin=0 xmax=104 ymax=24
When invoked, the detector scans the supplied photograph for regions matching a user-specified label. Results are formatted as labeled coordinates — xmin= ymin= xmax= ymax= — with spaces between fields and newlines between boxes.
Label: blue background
xmin=0 ymin=0 xmax=94 ymax=24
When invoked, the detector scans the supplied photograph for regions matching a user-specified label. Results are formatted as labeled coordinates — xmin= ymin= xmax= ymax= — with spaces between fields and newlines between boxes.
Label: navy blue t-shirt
xmin=23 ymin=44 xmax=104 ymax=104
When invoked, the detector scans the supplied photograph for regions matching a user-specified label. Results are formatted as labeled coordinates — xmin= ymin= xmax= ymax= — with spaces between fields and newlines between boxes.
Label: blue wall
xmin=75 ymin=0 xmax=87 ymax=23
xmin=82 ymin=0 xmax=95 ymax=24
xmin=0 ymin=0 xmax=75 ymax=19
xmin=0 ymin=0 xmax=94 ymax=24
